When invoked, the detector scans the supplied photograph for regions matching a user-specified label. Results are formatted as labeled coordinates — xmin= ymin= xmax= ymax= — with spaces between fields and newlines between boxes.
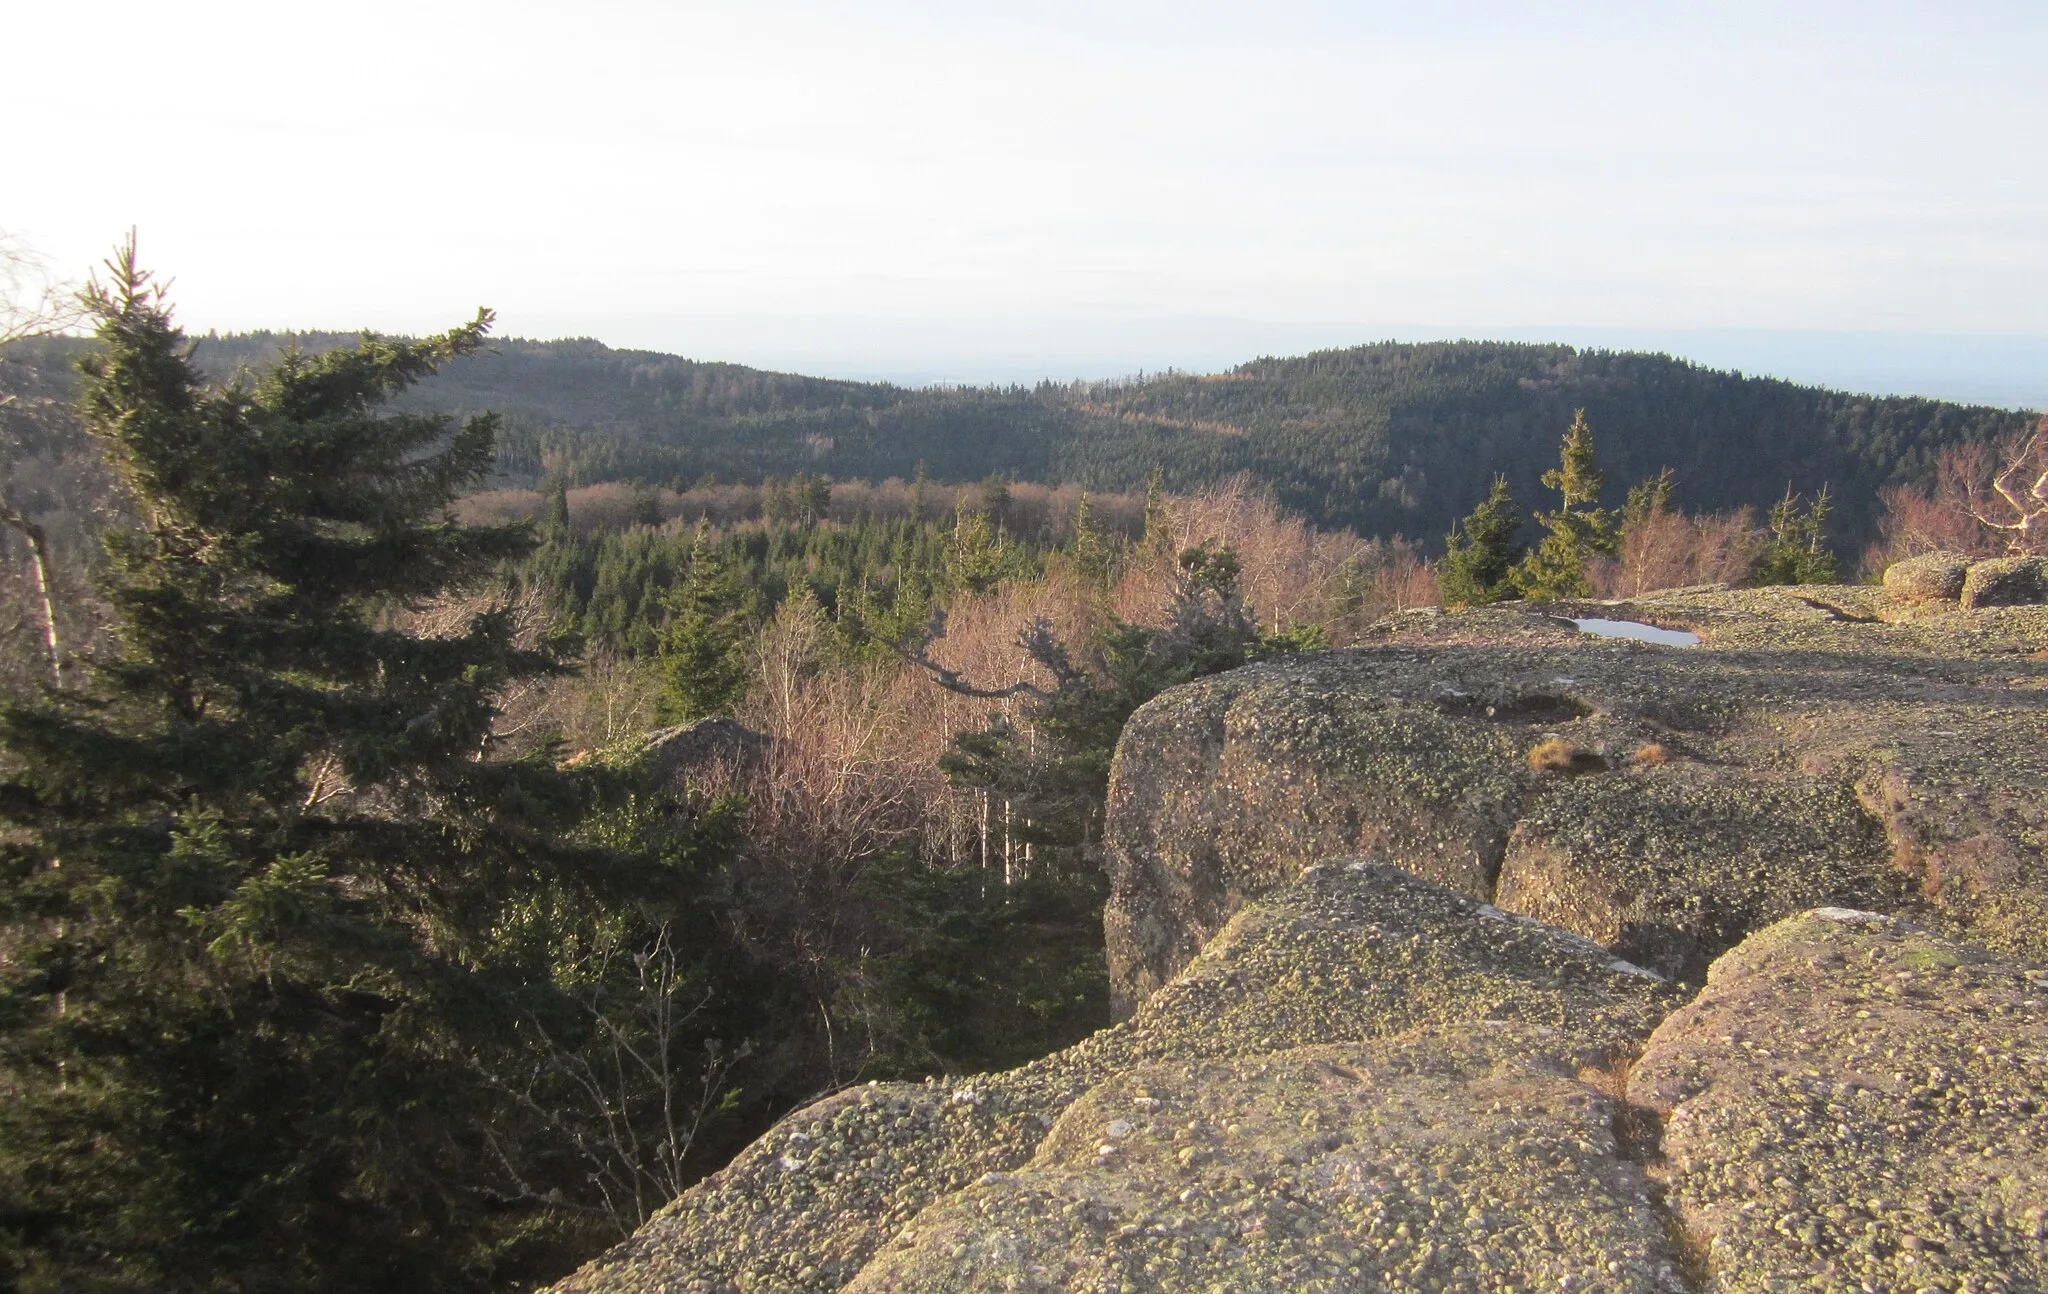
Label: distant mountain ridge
xmin=24 ymin=331 xmax=2041 ymax=552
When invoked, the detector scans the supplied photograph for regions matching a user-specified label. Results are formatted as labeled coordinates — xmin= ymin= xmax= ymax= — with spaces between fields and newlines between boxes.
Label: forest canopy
xmin=7 ymin=330 xmax=2036 ymax=557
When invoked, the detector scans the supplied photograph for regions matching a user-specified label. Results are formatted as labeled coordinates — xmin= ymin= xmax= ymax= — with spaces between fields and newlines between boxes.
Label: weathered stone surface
xmin=1629 ymin=909 xmax=2048 ymax=1292
xmin=1961 ymin=553 xmax=2048 ymax=609
xmin=552 ymin=586 xmax=2048 ymax=1294
xmin=848 ymin=1031 xmax=1688 ymax=1293
xmin=1105 ymin=589 xmax=2048 ymax=1015
xmin=1496 ymin=764 xmax=1901 ymax=983
xmin=1882 ymin=550 xmax=1970 ymax=603
xmin=638 ymin=717 xmax=767 ymax=787
xmin=549 ymin=862 xmax=1676 ymax=1293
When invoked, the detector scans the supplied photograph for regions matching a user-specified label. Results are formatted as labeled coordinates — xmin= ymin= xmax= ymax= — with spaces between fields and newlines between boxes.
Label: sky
xmin=6 ymin=0 xmax=2047 ymax=404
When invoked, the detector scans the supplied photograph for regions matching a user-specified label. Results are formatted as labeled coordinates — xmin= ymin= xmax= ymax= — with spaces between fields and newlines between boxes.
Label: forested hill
xmin=29 ymin=331 xmax=2041 ymax=550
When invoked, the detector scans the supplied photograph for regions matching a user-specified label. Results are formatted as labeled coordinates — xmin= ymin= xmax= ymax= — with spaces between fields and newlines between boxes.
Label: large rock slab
xmin=1104 ymin=589 xmax=2048 ymax=1016
xmin=848 ymin=1031 xmax=1688 ymax=1293
xmin=1961 ymin=554 xmax=2048 ymax=610
xmin=1628 ymin=908 xmax=2048 ymax=1292
xmin=1882 ymin=551 xmax=1970 ymax=604
xmin=549 ymin=862 xmax=1677 ymax=1293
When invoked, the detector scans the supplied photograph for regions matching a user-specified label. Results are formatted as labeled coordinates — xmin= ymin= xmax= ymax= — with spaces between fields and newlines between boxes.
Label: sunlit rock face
xmin=552 ymin=586 xmax=2048 ymax=1294
xmin=1105 ymin=587 xmax=2048 ymax=1012
xmin=548 ymin=862 xmax=1679 ymax=1293
xmin=551 ymin=872 xmax=2045 ymax=1293
xmin=1629 ymin=909 xmax=2048 ymax=1292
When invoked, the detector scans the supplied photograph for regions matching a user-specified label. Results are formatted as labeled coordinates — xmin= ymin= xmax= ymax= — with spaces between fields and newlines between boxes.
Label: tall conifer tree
xmin=0 ymin=245 xmax=642 ymax=1290
xmin=1519 ymin=409 xmax=1620 ymax=599
xmin=657 ymin=520 xmax=752 ymax=722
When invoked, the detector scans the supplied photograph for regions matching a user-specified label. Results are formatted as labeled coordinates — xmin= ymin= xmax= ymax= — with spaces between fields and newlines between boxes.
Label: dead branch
xmin=894 ymin=607 xmax=1055 ymax=702
xmin=1 ymin=234 xmax=85 ymax=347
xmin=1973 ymin=419 xmax=2048 ymax=553
xmin=465 ymin=923 xmax=748 ymax=1235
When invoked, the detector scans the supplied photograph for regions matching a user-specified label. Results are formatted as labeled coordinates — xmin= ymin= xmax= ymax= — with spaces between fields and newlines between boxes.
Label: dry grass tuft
xmin=1527 ymin=738 xmax=1579 ymax=773
xmin=1528 ymin=738 xmax=1609 ymax=775
xmin=1631 ymin=742 xmax=1669 ymax=767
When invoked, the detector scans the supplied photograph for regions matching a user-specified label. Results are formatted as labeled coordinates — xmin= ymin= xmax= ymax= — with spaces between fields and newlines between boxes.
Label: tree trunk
xmin=2 ymin=506 xmax=60 ymax=688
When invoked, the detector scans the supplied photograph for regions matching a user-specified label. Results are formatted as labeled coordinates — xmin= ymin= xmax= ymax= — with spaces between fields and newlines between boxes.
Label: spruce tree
xmin=1519 ymin=409 xmax=1619 ymax=599
xmin=1749 ymin=484 xmax=1839 ymax=585
xmin=1622 ymin=466 xmax=1676 ymax=535
xmin=1138 ymin=467 xmax=1171 ymax=563
xmin=1067 ymin=490 xmax=1115 ymax=587
xmin=907 ymin=460 xmax=929 ymax=522
xmin=950 ymin=498 xmax=1009 ymax=595
xmin=542 ymin=474 xmax=572 ymax=538
xmin=656 ymin=520 xmax=752 ymax=722
xmin=1438 ymin=475 xmax=1526 ymax=606
xmin=0 ymin=247 xmax=648 ymax=1290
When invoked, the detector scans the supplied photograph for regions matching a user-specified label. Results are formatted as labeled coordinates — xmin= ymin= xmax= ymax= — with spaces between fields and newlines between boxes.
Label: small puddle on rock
xmin=1569 ymin=618 xmax=1701 ymax=647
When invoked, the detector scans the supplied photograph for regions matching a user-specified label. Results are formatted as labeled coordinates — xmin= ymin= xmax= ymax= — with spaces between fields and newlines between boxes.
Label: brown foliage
xmin=1111 ymin=477 xmax=1436 ymax=642
xmin=1527 ymin=738 xmax=1606 ymax=774
xmin=1868 ymin=422 xmax=2048 ymax=569
xmin=1592 ymin=508 xmax=1756 ymax=597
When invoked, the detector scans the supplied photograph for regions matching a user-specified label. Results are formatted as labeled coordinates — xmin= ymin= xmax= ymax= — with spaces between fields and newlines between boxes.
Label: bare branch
xmin=893 ymin=607 xmax=1053 ymax=702
xmin=0 ymin=233 xmax=85 ymax=346
xmin=1969 ymin=420 xmax=2048 ymax=553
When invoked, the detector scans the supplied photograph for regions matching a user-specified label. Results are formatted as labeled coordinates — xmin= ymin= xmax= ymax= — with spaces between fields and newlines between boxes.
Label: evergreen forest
xmin=7 ymin=328 xmax=2037 ymax=557
xmin=0 ymin=252 xmax=2042 ymax=1292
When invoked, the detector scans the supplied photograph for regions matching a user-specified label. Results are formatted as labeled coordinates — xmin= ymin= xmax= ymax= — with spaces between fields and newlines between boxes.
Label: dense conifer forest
xmin=9 ymin=330 xmax=2036 ymax=555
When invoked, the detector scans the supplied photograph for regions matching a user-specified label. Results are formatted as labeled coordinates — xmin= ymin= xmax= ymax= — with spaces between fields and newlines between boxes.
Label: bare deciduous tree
xmin=1973 ymin=419 xmax=2048 ymax=555
xmin=1 ymin=232 xmax=87 ymax=689
xmin=1594 ymin=507 xmax=1757 ymax=597
xmin=470 ymin=924 xmax=750 ymax=1235
xmin=1868 ymin=422 xmax=2048 ymax=567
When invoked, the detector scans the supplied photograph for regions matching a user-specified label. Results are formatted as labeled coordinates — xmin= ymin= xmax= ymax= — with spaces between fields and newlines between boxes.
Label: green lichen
xmin=1630 ymin=910 xmax=2048 ymax=1293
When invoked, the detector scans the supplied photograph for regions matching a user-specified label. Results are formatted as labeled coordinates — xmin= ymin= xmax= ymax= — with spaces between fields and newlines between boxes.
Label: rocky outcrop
xmin=549 ymin=862 xmax=1678 ymax=1293
xmin=1881 ymin=551 xmax=2048 ymax=611
xmin=553 ymin=587 xmax=2048 ymax=1294
xmin=1629 ymin=908 xmax=2048 ymax=1291
xmin=1882 ymin=550 xmax=1972 ymax=603
xmin=639 ymin=717 xmax=768 ymax=786
xmin=1105 ymin=588 xmax=2048 ymax=1015
xmin=1961 ymin=554 xmax=2048 ymax=609
xmin=553 ymin=872 xmax=2046 ymax=1293
xmin=846 ymin=1030 xmax=1688 ymax=1292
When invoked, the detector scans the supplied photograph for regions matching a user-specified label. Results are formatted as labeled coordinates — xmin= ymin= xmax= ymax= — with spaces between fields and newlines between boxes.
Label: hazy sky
xmin=8 ymin=1 xmax=2046 ymax=398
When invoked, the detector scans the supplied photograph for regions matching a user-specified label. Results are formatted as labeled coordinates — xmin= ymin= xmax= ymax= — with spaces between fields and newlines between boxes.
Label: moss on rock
xmin=1106 ymin=589 xmax=2048 ymax=1009
xmin=549 ymin=863 xmax=1676 ymax=1293
xmin=1628 ymin=909 xmax=2048 ymax=1293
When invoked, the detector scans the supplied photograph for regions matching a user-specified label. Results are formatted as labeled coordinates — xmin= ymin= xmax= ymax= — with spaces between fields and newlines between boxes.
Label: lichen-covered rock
xmin=1105 ymin=590 xmax=2048 ymax=1013
xmin=1104 ymin=677 xmax=1524 ymax=1014
xmin=548 ymin=863 xmax=1677 ymax=1293
xmin=1961 ymin=553 xmax=2048 ymax=609
xmin=1496 ymin=764 xmax=1905 ymax=983
xmin=848 ymin=1031 xmax=1688 ymax=1293
xmin=1882 ymin=550 xmax=1971 ymax=603
xmin=1628 ymin=909 xmax=2048 ymax=1292
xmin=638 ymin=717 xmax=767 ymax=786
